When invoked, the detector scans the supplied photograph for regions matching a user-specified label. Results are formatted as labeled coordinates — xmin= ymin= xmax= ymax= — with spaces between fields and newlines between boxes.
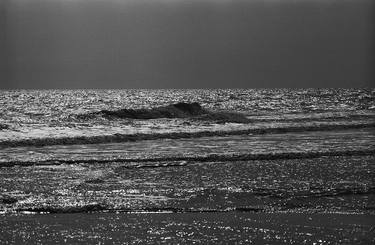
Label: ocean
xmin=0 ymin=89 xmax=374 ymax=243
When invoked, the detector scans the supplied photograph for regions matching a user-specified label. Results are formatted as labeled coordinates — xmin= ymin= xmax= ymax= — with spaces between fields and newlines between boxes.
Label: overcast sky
xmin=1 ymin=0 xmax=374 ymax=89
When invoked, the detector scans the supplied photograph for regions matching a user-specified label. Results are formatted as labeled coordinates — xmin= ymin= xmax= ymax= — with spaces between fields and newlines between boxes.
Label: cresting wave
xmin=1 ymin=149 xmax=374 ymax=167
xmin=79 ymin=102 xmax=250 ymax=123
xmin=0 ymin=122 xmax=374 ymax=148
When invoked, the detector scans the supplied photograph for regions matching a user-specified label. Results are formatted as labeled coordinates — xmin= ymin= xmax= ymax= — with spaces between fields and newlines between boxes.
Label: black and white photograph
xmin=0 ymin=0 xmax=374 ymax=244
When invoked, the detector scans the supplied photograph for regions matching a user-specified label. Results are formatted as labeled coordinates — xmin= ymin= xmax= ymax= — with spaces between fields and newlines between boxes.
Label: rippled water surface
xmin=1 ymin=89 xmax=374 ymax=143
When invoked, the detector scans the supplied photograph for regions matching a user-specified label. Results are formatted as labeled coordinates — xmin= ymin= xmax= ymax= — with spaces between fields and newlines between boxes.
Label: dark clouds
xmin=1 ymin=0 xmax=374 ymax=88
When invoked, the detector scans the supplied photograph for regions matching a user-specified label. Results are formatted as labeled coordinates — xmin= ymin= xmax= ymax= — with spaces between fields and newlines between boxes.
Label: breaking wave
xmin=0 ymin=122 xmax=374 ymax=148
xmin=79 ymin=102 xmax=250 ymax=123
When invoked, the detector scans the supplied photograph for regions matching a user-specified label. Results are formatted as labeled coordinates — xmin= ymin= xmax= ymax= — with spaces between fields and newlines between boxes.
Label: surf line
xmin=1 ymin=149 xmax=374 ymax=168
xmin=1 ymin=122 xmax=374 ymax=148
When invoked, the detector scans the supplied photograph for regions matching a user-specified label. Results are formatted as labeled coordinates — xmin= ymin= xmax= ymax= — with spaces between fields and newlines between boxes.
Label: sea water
xmin=0 ymin=89 xmax=374 ymax=213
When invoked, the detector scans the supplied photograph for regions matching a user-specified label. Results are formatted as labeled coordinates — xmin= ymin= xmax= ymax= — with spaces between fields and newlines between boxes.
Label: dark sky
xmin=1 ymin=0 xmax=374 ymax=89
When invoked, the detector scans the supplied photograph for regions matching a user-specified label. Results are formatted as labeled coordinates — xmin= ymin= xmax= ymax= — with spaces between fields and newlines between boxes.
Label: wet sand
xmin=1 ymin=154 xmax=374 ymax=243
xmin=1 ymin=212 xmax=374 ymax=244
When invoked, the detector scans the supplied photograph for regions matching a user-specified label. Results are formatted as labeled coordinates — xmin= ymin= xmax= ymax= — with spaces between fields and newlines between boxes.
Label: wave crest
xmin=0 ymin=122 xmax=374 ymax=148
xmin=79 ymin=102 xmax=250 ymax=123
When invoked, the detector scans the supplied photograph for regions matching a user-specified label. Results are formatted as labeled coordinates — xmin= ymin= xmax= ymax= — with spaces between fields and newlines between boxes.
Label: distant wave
xmin=2 ymin=149 xmax=374 ymax=167
xmin=78 ymin=102 xmax=250 ymax=123
xmin=0 ymin=122 xmax=374 ymax=148
xmin=250 ymin=113 xmax=375 ymax=123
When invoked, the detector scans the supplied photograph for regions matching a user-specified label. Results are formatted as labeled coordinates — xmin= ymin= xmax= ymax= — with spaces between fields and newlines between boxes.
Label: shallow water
xmin=1 ymin=129 xmax=374 ymax=164
xmin=1 ymin=155 xmax=374 ymax=213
